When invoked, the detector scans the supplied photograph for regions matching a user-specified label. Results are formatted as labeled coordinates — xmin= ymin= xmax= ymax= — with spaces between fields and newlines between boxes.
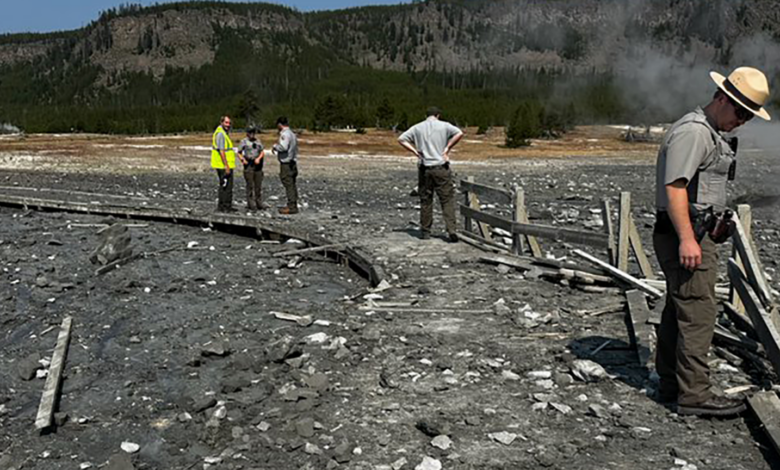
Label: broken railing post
xmin=601 ymin=199 xmax=616 ymax=266
xmin=617 ymin=192 xmax=632 ymax=272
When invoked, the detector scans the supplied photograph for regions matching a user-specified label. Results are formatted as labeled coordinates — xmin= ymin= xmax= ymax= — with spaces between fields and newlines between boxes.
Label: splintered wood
xmin=35 ymin=316 xmax=73 ymax=430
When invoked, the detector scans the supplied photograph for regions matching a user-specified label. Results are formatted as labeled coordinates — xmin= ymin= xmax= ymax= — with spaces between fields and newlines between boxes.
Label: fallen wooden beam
xmin=580 ymin=301 xmax=626 ymax=317
xmin=713 ymin=324 xmax=763 ymax=353
xmin=35 ymin=316 xmax=73 ymax=430
xmin=479 ymin=255 xmax=534 ymax=272
xmin=457 ymin=230 xmax=510 ymax=253
xmin=95 ymin=253 xmax=143 ymax=276
xmin=628 ymin=217 xmax=657 ymax=280
xmin=572 ymin=249 xmax=663 ymax=299
xmin=723 ymin=301 xmax=757 ymax=340
xmin=733 ymin=213 xmax=774 ymax=308
xmin=625 ymin=290 xmax=654 ymax=367
xmin=748 ymin=392 xmax=780 ymax=455
xmin=358 ymin=306 xmax=492 ymax=314
xmin=273 ymin=243 xmax=346 ymax=258
xmin=460 ymin=205 xmax=610 ymax=248
xmin=728 ymin=259 xmax=780 ymax=376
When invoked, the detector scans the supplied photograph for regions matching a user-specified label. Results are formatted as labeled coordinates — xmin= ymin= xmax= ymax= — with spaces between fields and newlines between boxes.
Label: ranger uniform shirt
xmin=238 ymin=138 xmax=264 ymax=166
xmin=399 ymin=116 xmax=462 ymax=167
xmin=273 ymin=128 xmax=298 ymax=164
xmin=655 ymin=107 xmax=735 ymax=212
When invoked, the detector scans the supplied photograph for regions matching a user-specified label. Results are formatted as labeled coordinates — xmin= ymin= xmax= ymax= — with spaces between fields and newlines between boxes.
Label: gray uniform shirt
xmin=655 ymin=107 xmax=734 ymax=212
xmin=273 ymin=128 xmax=298 ymax=164
xmin=399 ymin=117 xmax=462 ymax=167
xmin=238 ymin=137 xmax=264 ymax=165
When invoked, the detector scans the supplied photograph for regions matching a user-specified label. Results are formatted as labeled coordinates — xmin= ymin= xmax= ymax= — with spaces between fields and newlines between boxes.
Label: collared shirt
xmin=655 ymin=107 xmax=734 ymax=211
xmin=273 ymin=127 xmax=298 ymax=163
xmin=399 ymin=116 xmax=462 ymax=167
xmin=238 ymin=137 xmax=264 ymax=166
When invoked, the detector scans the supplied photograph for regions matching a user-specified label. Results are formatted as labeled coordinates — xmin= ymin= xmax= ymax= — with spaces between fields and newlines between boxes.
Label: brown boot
xmin=278 ymin=206 xmax=299 ymax=215
xmin=677 ymin=395 xmax=746 ymax=417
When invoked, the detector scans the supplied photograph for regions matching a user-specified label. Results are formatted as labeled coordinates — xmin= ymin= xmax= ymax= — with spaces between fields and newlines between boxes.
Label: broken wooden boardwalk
xmin=0 ymin=191 xmax=383 ymax=286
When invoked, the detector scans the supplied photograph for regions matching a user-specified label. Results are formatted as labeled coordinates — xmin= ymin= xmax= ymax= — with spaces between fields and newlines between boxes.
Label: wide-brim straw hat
xmin=710 ymin=67 xmax=771 ymax=121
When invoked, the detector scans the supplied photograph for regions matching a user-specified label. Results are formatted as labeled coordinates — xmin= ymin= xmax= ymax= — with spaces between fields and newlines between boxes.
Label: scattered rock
xmin=415 ymin=419 xmax=450 ymax=438
xmin=191 ymin=396 xmax=217 ymax=413
xmin=296 ymin=417 xmax=315 ymax=438
xmin=488 ymin=431 xmax=518 ymax=446
xmin=304 ymin=442 xmax=323 ymax=455
xmin=431 ymin=435 xmax=452 ymax=450
xmin=201 ymin=341 xmax=230 ymax=358
xmin=120 ymin=442 xmax=140 ymax=454
xmin=304 ymin=373 xmax=330 ymax=391
xmin=16 ymin=353 xmax=42 ymax=381
xmin=392 ymin=457 xmax=408 ymax=470
xmin=333 ymin=441 xmax=352 ymax=463
xmin=570 ymin=359 xmax=609 ymax=382
xmin=415 ymin=456 xmax=442 ymax=470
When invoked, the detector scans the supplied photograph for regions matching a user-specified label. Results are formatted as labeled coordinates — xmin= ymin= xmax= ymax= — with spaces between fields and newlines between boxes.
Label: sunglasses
xmin=727 ymin=96 xmax=754 ymax=122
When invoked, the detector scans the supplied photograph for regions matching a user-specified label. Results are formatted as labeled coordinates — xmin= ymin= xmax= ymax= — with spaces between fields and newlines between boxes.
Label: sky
xmin=0 ymin=0 xmax=411 ymax=35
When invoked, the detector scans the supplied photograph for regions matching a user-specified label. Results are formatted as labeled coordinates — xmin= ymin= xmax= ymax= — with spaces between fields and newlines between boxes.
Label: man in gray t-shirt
xmin=399 ymin=106 xmax=464 ymax=242
xmin=237 ymin=126 xmax=266 ymax=211
xmin=653 ymin=67 xmax=771 ymax=418
xmin=272 ymin=116 xmax=300 ymax=215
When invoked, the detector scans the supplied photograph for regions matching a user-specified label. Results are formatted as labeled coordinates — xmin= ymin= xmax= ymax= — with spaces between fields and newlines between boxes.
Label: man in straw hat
xmin=653 ymin=67 xmax=771 ymax=417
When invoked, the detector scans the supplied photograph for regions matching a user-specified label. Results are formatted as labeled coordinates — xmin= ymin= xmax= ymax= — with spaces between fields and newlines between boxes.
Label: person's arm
xmin=237 ymin=142 xmax=247 ymax=166
xmin=398 ymin=128 xmax=420 ymax=159
xmin=255 ymin=149 xmax=265 ymax=165
xmin=443 ymin=130 xmax=464 ymax=162
xmin=666 ymin=180 xmax=701 ymax=270
xmin=273 ymin=131 xmax=290 ymax=153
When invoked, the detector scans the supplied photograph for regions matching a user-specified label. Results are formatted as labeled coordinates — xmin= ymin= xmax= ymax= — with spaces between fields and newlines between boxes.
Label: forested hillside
xmin=0 ymin=0 xmax=778 ymax=134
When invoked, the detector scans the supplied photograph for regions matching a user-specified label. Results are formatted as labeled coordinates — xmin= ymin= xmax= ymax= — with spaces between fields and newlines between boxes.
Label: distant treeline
xmin=0 ymin=3 xmax=628 ymax=136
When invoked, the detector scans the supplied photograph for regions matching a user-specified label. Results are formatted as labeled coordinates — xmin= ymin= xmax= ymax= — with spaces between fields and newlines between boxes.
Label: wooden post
xmin=512 ymin=187 xmax=525 ymax=255
xmin=35 ymin=316 xmax=73 ymax=430
xmin=601 ymin=199 xmax=616 ymax=266
xmin=512 ymin=186 xmax=542 ymax=257
xmin=733 ymin=212 xmax=774 ymax=308
xmin=466 ymin=178 xmax=492 ymax=241
xmin=628 ymin=218 xmax=657 ymax=280
xmin=464 ymin=177 xmax=474 ymax=234
xmin=731 ymin=204 xmax=752 ymax=314
xmin=617 ymin=192 xmax=631 ymax=273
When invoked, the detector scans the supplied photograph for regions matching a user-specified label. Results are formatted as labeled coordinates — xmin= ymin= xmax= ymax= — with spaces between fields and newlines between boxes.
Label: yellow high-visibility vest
xmin=211 ymin=126 xmax=235 ymax=169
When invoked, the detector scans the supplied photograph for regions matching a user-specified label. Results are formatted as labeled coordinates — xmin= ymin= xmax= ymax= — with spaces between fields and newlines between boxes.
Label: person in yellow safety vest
xmin=211 ymin=115 xmax=237 ymax=212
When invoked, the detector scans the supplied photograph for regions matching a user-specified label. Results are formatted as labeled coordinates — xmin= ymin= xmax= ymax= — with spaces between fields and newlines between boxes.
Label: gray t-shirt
xmin=238 ymin=137 xmax=264 ymax=166
xmin=273 ymin=128 xmax=298 ymax=163
xmin=215 ymin=132 xmax=227 ymax=151
xmin=655 ymin=107 xmax=734 ymax=211
xmin=399 ymin=117 xmax=462 ymax=167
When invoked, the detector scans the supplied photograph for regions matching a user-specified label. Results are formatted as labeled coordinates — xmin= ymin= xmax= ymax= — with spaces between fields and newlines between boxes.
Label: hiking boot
xmin=278 ymin=206 xmax=299 ymax=215
xmin=247 ymin=204 xmax=258 ymax=212
xmin=448 ymin=233 xmax=459 ymax=243
xmin=677 ymin=395 xmax=746 ymax=417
